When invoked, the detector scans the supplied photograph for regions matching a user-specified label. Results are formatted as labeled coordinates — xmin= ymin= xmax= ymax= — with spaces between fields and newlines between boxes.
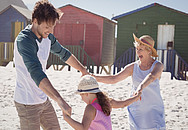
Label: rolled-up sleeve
xmin=17 ymin=37 xmax=47 ymax=86
xmin=49 ymin=33 xmax=71 ymax=62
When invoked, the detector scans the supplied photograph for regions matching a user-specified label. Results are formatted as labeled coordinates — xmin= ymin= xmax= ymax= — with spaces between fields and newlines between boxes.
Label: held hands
xmin=57 ymin=99 xmax=72 ymax=116
xmin=134 ymin=84 xmax=143 ymax=100
xmin=81 ymin=67 xmax=90 ymax=77
xmin=134 ymin=91 xmax=142 ymax=101
xmin=135 ymin=84 xmax=143 ymax=94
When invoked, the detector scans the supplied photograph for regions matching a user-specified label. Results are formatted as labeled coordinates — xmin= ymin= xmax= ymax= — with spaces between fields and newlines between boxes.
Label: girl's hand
xmin=134 ymin=91 xmax=142 ymax=101
xmin=134 ymin=84 xmax=143 ymax=100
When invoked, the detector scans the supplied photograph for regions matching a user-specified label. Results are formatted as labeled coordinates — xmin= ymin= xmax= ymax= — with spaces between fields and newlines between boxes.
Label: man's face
xmin=37 ymin=21 xmax=55 ymax=38
xmin=33 ymin=19 xmax=56 ymax=39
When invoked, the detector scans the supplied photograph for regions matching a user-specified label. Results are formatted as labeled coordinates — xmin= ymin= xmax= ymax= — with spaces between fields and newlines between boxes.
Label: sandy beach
xmin=0 ymin=62 xmax=188 ymax=130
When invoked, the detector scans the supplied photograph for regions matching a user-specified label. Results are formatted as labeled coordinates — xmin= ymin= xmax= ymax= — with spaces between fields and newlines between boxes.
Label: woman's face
xmin=136 ymin=44 xmax=151 ymax=60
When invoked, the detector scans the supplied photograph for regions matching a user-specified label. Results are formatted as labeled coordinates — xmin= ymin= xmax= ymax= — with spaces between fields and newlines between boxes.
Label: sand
xmin=0 ymin=62 xmax=188 ymax=130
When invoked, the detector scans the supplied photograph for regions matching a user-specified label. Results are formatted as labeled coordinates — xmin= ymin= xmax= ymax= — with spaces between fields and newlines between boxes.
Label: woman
xmin=93 ymin=34 xmax=166 ymax=130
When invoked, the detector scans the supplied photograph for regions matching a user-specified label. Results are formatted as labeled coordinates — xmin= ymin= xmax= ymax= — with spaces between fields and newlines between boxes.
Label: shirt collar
xmin=25 ymin=25 xmax=42 ymax=43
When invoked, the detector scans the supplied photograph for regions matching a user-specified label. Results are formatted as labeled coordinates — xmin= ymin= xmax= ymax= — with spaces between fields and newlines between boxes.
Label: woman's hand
xmin=134 ymin=85 xmax=143 ymax=100
xmin=81 ymin=67 xmax=90 ymax=77
xmin=135 ymin=84 xmax=143 ymax=94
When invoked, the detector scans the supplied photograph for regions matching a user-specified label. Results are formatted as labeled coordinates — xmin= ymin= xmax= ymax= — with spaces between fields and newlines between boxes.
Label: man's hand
xmin=81 ymin=67 xmax=89 ymax=77
xmin=57 ymin=99 xmax=72 ymax=116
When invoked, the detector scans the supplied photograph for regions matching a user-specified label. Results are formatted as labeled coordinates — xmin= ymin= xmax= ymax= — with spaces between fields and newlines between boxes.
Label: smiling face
xmin=32 ymin=19 xmax=56 ymax=39
xmin=135 ymin=43 xmax=152 ymax=61
xmin=31 ymin=0 xmax=61 ymax=39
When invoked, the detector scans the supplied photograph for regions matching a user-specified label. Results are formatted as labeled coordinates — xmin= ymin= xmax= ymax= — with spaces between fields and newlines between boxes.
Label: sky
xmin=23 ymin=0 xmax=188 ymax=20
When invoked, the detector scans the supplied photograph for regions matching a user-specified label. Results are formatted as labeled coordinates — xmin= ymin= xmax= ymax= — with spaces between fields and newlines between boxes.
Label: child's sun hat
xmin=75 ymin=75 xmax=101 ymax=94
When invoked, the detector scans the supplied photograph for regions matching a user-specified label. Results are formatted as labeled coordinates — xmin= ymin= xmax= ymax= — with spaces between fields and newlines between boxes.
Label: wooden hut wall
xmin=55 ymin=5 xmax=104 ymax=65
xmin=115 ymin=5 xmax=188 ymax=63
xmin=101 ymin=19 xmax=116 ymax=66
xmin=172 ymin=13 xmax=188 ymax=63
xmin=0 ymin=7 xmax=27 ymax=42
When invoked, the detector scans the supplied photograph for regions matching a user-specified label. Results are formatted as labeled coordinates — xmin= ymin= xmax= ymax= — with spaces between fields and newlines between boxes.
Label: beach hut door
xmin=11 ymin=22 xmax=24 ymax=42
xmin=157 ymin=25 xmax=175 ymax=50
xmin=157 ymin=25 xmax=175 ymax=71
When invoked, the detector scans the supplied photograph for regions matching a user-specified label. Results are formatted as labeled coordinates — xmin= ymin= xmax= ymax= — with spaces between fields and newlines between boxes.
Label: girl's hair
xmin=32 ymin=0 xmax=62 ymax=25
xmin=96 ymin=92 xmax=111 ymax=116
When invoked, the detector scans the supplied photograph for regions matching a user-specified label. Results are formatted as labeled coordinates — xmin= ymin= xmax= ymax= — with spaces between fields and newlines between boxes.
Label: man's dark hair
xmin=32 ymin=0 xmax=62 ymax=25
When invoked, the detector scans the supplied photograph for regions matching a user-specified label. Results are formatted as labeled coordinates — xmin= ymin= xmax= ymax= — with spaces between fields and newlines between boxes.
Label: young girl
xmin=63 ymin=75 xmax=141 ymax=130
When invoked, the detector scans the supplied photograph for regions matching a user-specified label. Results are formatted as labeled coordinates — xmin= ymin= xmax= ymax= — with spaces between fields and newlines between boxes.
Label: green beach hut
xmin=113 ymin=3 xmax=188 ymax=63
xmin=112 ymin=3 xmax=188 ymax=80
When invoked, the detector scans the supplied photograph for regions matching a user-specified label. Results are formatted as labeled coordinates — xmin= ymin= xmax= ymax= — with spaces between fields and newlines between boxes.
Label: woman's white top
xmin=128 ymin=60 xmax=166 ymax=130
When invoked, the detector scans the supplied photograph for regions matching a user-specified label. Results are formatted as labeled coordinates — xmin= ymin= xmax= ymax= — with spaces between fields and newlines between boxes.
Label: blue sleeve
xmin=48 ymin=33 xmax=71 ymax=62
xmin=17 ymin=37 xmax=47 ymax=86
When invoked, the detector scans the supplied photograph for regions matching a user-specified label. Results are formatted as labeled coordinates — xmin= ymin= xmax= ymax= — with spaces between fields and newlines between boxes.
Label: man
xmin=13 ymin=0 xmax=88 ymax=129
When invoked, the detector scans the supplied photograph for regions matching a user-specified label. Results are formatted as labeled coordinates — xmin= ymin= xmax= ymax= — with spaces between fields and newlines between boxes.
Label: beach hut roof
xmin=112 ymin=3 xmax=188 ymax=21
xmin=0 ymin=4 xmax=32 ymax=20
xmin=0 ymin=0 xmax=27 ymax=12
xmin=59 ymin=4 xmax=116 ymax=24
